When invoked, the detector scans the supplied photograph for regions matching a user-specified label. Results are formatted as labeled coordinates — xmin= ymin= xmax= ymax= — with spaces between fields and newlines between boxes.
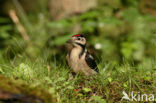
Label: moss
xmin=0 ymin=75 xmax=55 ymax=103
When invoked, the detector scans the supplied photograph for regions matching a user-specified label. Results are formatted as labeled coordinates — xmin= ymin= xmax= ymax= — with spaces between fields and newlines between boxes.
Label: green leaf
xmin=107 ymin=77 xmax=112 ymax=83
xmin=52 ymin=34 xmax=73 ymax=46
xmin=144 ymin=76 xmax=151 ymax=81
xmin=79 ymin=11 xmax=99 ymax=20
xmin=123 ymin=81 xmax=128 ymax=88
xmin=67 ymin=86 xmax=74 ymax=90
xmin=82 ymin=87 xmax=92 ymax=93
xmin=47 ymin=19 xmax=71 ymax=28
xmin=78 ymin=93 xmax=83 ymax=97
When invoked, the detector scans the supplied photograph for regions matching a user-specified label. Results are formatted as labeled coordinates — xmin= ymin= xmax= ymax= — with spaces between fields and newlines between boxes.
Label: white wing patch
xmin=89 ymin=54 xmax=94 ymax=59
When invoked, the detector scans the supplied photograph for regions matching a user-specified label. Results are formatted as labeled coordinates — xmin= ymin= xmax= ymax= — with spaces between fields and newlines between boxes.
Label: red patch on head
xmin=72 ymin=34 xmax=82 ymax=37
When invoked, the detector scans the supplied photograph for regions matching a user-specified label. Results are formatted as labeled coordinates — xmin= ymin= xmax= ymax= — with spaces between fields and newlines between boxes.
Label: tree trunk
xmin=49 ymin=0 xmax=97 ymax=20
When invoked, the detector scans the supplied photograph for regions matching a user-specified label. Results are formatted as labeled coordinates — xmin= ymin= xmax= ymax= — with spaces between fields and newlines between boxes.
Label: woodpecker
xmin=66 ymin=34 xmax=98 ymax=76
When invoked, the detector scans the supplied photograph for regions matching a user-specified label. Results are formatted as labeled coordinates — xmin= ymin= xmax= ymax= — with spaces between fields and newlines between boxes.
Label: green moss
xmin=0 ymin=75 xmax=54 ymax=103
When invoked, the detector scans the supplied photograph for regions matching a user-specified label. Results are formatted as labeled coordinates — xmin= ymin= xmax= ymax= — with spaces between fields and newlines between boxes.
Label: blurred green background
xmin=0 ymin=0 xmax=156 ymax=65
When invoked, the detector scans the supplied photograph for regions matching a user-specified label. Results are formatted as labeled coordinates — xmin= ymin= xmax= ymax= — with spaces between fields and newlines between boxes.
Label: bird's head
xmin=66 ymin=34 xmax=86 ymax=47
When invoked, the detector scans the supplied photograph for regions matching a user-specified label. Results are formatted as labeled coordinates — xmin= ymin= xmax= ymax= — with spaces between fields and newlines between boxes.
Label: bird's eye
xmin=77 ymin=37 xmax=81 ymax=40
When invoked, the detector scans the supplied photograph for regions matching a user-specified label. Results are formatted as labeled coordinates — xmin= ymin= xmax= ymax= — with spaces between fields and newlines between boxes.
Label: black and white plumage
xmin=85 ymin=51 xmax=98 ymax=73
xmin=66 ymin=34 xmax=98 ymax=76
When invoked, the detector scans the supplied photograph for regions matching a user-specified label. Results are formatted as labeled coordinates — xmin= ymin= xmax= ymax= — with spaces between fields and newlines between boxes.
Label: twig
xmin=8 ymin=9 xmax=30 ymax=43
xmin=12 ymin=0 xmax=33 ymax=34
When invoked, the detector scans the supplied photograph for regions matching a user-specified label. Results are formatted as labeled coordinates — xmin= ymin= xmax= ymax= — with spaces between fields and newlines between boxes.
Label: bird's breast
xmin=69 ymin=48 xmax=85 ymax=72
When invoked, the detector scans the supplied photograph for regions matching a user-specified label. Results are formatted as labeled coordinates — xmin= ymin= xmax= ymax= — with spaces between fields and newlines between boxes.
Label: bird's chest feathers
xmin=69 ymin=48 xmax=85 ymax=71
xmin=70 ymin=48 xmax=82 ymax=62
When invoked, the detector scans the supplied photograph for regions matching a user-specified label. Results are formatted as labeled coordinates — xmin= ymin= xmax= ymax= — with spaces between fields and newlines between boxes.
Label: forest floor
xmin=0 ymin=58 xmax=156 ymax=103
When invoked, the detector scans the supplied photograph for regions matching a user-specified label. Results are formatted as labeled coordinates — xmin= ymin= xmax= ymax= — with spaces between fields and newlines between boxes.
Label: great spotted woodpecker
xmin=66 ymin=34 xmax=98 ymax=76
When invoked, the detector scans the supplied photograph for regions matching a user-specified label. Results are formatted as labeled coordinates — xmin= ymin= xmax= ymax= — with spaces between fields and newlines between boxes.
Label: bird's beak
xmin=66 ymin=39 xmax=73 ymax=43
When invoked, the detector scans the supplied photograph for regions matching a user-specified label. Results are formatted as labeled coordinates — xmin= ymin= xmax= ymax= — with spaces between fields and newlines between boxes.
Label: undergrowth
xmin=0 ymin=58 xmax=156 ymax=103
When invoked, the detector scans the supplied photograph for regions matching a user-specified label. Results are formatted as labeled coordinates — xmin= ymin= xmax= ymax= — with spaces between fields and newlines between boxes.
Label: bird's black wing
xmin=85 ymin=51 xmax=98 ymax=72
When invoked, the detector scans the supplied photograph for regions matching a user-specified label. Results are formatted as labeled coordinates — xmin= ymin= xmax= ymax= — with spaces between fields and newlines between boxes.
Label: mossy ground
xmin=0 ymin=75 xmax=54 ymax=103
xmin=0 ymin=58 xmax=156 ymax=103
